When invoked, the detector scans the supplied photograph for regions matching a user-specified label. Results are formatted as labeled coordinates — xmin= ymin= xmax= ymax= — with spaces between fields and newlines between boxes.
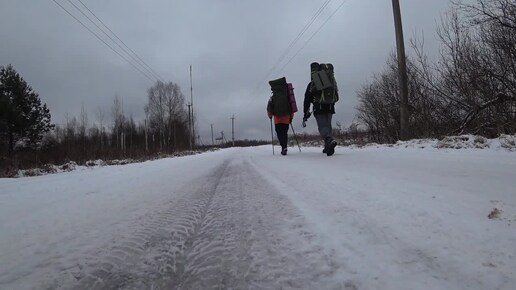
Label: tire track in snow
xmin=69 ymin=160 xmax=231 ymax=290
xmin=53 ymin=157 xmax=345 ymax=289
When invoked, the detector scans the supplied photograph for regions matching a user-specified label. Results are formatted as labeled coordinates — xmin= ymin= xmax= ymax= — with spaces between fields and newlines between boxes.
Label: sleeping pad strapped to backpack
xmin=268 ymin=77 xmax=297 ymax=116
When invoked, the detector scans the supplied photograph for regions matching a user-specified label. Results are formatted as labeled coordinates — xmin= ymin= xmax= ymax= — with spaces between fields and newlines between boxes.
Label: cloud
xmin=0 ymin=0 xmax=453 ymax=141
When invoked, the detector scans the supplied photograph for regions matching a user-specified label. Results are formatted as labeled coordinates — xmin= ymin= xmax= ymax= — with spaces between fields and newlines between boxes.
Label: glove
xmin=302 ymin=112 xmax=311 ymax=127
xmin=303 ymin=112 xmax=311 ymax=121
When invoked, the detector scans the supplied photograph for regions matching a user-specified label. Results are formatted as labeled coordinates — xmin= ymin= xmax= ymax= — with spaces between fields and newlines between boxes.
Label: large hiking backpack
xmin=310 ymin=62 xmax=338 ymax=104
xmin=269 ymin=77 xmax=297 ymax=116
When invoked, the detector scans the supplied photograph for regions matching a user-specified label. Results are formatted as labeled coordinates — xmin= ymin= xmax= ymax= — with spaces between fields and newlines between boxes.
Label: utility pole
xmin=190 ymin=65 xmax=195 ymax=148
xmin=187 ymin=103 xmax=192 ymax=150
xmin=211 ymin=124 xmax=214 ymax=146
xmin=392 ymin=0 xmax=409 ymax=141
xmin=231 ymin=115 xmax=235 ymax=147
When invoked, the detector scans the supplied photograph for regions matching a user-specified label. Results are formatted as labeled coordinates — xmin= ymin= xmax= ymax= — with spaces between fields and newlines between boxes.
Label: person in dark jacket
xmin=303 ymin=64 xmax=338 ymax=156
xmin=267 ymin=97 xmax=294 ymax=155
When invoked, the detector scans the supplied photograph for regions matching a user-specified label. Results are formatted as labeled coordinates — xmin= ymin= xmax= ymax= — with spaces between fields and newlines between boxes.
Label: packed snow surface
xmin=1 ymin=142 xmax=515 ymax=289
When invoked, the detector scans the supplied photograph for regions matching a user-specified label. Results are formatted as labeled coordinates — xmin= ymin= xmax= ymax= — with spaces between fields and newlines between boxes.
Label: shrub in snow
xmin=41 ymin=164 xmax=58 ymax=174
xmin=105 ymin=159 xmax=133 ymax=166
xmin=21 ymin=168 xmax=40 ymax=177
xmin=85 ymin=160 xmax=106 ymax=167
xmin=59 ymin=161 xmax=77 ymax=172
xmin=436 ymin=135 xmax=490 ymax=149
xmin=498 ymin=135 xmax=516 ymax=150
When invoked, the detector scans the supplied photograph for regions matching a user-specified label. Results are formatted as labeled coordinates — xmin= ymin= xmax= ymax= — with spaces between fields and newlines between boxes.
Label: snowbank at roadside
xmin=13 ymin=134 xmax=515 ymax=178
xmin=15 ymin=150 xmax=210 ymax=178
xmin=345 ymin=134 xmax=516 ymax=151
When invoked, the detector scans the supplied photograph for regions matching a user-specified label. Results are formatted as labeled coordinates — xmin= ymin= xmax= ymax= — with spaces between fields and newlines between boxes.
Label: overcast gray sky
xmin=0 ymin=0 xmax=456 ymax=143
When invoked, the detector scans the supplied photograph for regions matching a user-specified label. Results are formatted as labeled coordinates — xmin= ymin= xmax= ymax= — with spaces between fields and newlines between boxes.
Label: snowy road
xmin=70 ymin=157 xmax=339 ymax=289
xmin=1 ymin=145 xmax=515 ymax=289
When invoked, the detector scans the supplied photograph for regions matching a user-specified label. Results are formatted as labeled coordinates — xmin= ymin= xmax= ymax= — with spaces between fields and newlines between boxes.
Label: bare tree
xmin=438 ymin=2 xmax=516 ymax=135
xmin=79 ymin=104 xmax=88 ymax=158
xmin=357 ymin=51 xmax=457 ymax=142
xmin=146 ymin=82 xmax=167 ymax=150
xmin=167 ymin=83 xmax=186 ymax=150
xmin=96 ymin=107 xmax=105 ymax=152
xmin=146 ymin=81 xmax=189 ymax=152
xmin=64 ymin=113 xmax=78 ymax=157
xmin=403 ymin=2 xmax=516 ymax=138
xmin=454 ymin=0 xmax=516 ymax=30
xmin=111 ymin=95 xmax=125 ymax=151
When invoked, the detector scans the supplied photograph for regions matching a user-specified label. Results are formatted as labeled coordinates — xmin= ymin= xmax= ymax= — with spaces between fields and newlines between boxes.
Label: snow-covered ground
xmin=0 ymin=141 xmax=515 ymax=289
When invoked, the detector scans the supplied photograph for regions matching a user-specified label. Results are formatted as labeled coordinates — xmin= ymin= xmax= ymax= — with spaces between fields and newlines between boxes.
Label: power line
xmin=64 ymin=0 xmax=161 ymax=82
xmin=277 ymin=0 xmax=349 ymax=74
xmin=76 ymin=0 xmax=165 ymax=81
xmin=278 ymin=0 xmax=333 ymax=66
xmin=50 ymin=0 xmax=155 ymax=82
xmin=255 ymin=0 xmax=333 ymax=91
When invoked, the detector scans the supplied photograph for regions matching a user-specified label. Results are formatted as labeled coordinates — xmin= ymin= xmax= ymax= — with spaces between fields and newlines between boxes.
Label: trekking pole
xmin=290 ymin=123 xmax=302 ymax=152
xmin=270 ymin=118 xmax=275 ymax=155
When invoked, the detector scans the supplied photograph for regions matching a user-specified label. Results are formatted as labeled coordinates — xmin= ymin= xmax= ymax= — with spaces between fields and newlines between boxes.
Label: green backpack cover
xmin=311 ymin=63 xmax=338 ymax=104
xmin=268 ymin=77 xmax=291 ymax=116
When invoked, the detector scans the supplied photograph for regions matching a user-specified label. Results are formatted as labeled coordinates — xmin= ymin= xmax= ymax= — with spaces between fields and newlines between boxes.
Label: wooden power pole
xmin=211 ymin=124 xmax=214 ymax=145
xmin=190 ymin=65 xmax=195 ymax=148
xmin=231 ymin=115 xmax=235 ymax=147
xmin=187 ymin=103 xmax=192 ymax=150
xmin=392 ymin=0 xmax=409 ymax=140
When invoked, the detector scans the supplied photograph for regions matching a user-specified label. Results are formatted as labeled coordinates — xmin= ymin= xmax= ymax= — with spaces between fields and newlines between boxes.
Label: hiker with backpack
xmin=267 ymin=77 xmax=298 ymax=156
xmin=302 ymin=62 xmax=339 ymax=156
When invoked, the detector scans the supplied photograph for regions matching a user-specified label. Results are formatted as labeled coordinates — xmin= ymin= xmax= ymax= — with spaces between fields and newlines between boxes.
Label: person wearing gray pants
xmin=302 ymin=82 xmax=338 ymax=156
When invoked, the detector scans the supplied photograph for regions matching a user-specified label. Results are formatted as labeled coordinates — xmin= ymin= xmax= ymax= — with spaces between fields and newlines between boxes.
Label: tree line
xmin=356 ymin=0 xmax=515 ymax=143
xmin=0 ymin=65 xmax=196 ymax=175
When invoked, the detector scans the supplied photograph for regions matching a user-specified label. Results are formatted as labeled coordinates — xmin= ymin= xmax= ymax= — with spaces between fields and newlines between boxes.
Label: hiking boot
xmin=326 ymin=140 xmax=337 ymax=156
xmin=281 ymin=147 xmax=287 ymax=155
xmin=323 ymin=137 xmax=331 ymax=154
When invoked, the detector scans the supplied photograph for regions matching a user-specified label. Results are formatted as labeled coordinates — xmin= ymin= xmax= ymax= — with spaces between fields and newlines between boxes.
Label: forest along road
xmin=1 ymin=146 xmax=515 ymax=289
